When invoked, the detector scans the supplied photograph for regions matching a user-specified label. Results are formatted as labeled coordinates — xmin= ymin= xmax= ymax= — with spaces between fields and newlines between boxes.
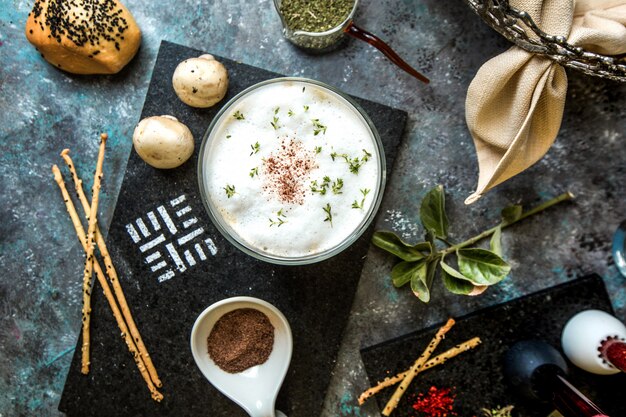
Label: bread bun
xmin=25 ymin=0 xmax=141 ymax=74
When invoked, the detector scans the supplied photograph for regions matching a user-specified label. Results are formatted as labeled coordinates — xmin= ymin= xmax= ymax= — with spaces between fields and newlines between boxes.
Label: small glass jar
xmin=273 ymin=0 xmax=359 ymax=52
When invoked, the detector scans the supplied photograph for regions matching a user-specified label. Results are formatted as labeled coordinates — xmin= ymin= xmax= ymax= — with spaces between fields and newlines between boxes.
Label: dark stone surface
xmin=0 ymin=0 xmax=624 ymax=416
xmin=361 ymin=275 xmax=626 ymax=416
xmin=57 ymin=41 xmax=406 ymax=417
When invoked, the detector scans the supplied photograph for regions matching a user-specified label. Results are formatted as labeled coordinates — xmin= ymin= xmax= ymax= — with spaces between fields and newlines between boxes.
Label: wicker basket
xmin=463 ymin=0 xmax=626 ymax=82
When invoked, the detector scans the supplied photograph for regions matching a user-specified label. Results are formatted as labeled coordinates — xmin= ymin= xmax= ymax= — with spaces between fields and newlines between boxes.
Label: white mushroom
xmin=132 ymin=115 xmax=194 ymax=169
xmin=172 ymin=54 xmax=229 ymax=108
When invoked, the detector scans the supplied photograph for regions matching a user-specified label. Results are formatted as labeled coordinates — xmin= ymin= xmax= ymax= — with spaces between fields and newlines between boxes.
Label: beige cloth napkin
xmin=464 ymin=0 xmax=626 ymax=204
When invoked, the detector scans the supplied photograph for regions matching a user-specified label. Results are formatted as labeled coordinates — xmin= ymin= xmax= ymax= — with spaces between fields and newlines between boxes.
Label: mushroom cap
xmin=172 ymin=55 xmax=229 ymax=108
xmin=133 ymin=115 xmax=194 ymax=169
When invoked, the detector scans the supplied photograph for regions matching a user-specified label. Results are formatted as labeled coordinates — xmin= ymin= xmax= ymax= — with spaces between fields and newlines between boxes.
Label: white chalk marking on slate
xmin=151 ymin=261 xmax=167 ymax=272
xmin=178 ymin=227 xmax=204 ymax=245
xmin=158 ymin=270 xmax=175 ymax=283
xmin=145 ymin=251 xmax=161 ymax=263
xmin=126 ymin=224 xmax=141 ymax=243
xmin=183 ymin=217 xmax=198 ymax=228
xmin=176 ymin=206 xmax=192 ymax=217
xmin=195 ymin=243 xmax=207 ymax=260
xmin=205 ymin=238 xmax=218 ymax=256
xmin=147 ymin=211 xmax=161 ymax=231
xmin=140 ymin=234 xmax=165 ymax=253
xmin=184 ymin=250 xmax=196 ymax=266
xmin=136 ymin=218 xmax=151 ymax=238
xmin=166 ymin=243 xmax=186 ymax=273
xmin=170 ymin=194 xmax=186 ymax=206
xmin=157 ymin=205 xmax=177 ymax=235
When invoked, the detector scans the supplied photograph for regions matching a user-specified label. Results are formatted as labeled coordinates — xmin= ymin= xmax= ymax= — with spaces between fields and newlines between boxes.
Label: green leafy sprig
xmin=271 ymin=107 xmax=280 ymax=130
xmin=233 ymin=110 xmax=245 ymax=120
xmin=372 ymin=185 xmax=574 ymax=303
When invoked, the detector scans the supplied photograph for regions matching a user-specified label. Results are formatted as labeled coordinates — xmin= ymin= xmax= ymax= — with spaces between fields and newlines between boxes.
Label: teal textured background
xmin=0 ymin=0 xmax=624 ymax=416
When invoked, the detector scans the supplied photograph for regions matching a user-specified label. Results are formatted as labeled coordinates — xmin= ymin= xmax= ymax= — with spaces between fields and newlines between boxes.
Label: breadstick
xmin=358 ymin=336 xmax=481 ymax=405
xmin=61 ymin=148 xmax=162 ymax=387
xmin=382 ymin=318 xmax=455 ymax=416
xmin=79 ymin=134 xmax=107 ymax=374
xmin=52 ymin=165 xmax=163 ymax=402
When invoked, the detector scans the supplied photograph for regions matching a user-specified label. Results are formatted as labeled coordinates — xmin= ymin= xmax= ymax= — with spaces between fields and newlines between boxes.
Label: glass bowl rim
xmin=197 ymin=76 xmax=386 ymax=265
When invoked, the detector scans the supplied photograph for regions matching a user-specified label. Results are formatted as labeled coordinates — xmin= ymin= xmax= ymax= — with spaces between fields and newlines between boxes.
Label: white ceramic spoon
xmin=190 ymin=296 xmax=292 ymax=417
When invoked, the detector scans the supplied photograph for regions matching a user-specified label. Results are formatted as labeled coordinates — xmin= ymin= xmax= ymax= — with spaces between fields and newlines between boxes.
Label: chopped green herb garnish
xmin=250 ymin=141 xmax=260 ymax=155
xmin=331 ymin=178 xmax=344 ymax=195
xmin=303 ymin=105 xmax=309 ymax=112
xmin=312 ymin=118 xmax=327 ymax=136
xmin=249 ymin=167 xmax=259 ymax=178
xmin=302 ymin=86 xmax=306 ymax=93
xmin=330 ymin=151 xmax=345 ymax=161
xmin=271 ymin=116 xmax=279 ymax=130
xmin=274 ymin=107 xmax=280 ymax=114
xmin=288 ymin=109 xmax=295 ymax=117
xmin=310 ymin=176 xmax=331 ymax=195
xmin=330 ymin=149 xmax=371 ymax=174
xmin=352 ymin=188 xmax=370 ymax=209
xmin=224 ymin=184 xmax=236 ymax=198
xmin=233 ymin=110 xmax=245 ymax=120
xmin=226 ymin=134 xmax=232 ymax=139
xmin=314 ymin=146 xmax=322 ymax=154
xmin=269 ymin=209 xmax=287 ymax=227
xmin=323 ymin=203 xmax=333 ymax=226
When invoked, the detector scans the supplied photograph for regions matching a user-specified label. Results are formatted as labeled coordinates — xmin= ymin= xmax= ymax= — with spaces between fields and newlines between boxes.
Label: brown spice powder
xmin=207 ymin=308 xmax=275 ymax=373
xmin=262 ymin=138 xmax=315 ymax=204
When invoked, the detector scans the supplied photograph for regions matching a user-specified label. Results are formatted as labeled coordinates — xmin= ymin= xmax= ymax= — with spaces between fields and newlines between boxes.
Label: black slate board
xmin=360 ymin=275 xmax=625 ymax=416
xmin=59 ymin=40 xmax=407 ymax=416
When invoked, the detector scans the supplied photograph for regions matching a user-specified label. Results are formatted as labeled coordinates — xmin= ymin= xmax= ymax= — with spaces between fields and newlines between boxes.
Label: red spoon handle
xmin=344 ymin=21 xmax=430 ymax=84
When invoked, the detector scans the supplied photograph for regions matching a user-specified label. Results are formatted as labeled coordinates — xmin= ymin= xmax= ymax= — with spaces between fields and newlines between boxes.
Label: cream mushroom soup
xmin=199 ymin=79 xmax=384 ymax=262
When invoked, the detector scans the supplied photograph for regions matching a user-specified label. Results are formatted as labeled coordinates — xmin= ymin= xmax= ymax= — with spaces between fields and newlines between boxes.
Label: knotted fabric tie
xmin=464 ymin=0 xmax=626 ymax=204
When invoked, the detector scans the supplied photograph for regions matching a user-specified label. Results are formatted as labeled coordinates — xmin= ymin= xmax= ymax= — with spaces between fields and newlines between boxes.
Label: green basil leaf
xmin=372 ymin=231 xmax=427 ymax=262
xmin=501 ymin=204 xmax=522 ymax=224
xmin=391 ymin=259 xmax=426 ymax=288
xmin=457 ymin=248 xmax=511 ymax=285
xmin=420 ymin=185 xmax=448 ymax=239
xmin=490 ymin=226 xmax=502 ymax=256
xmin=441 ymin=257 xmax=487 ymax=295
xmin=410 ymin=260 xmax=432 ymax=303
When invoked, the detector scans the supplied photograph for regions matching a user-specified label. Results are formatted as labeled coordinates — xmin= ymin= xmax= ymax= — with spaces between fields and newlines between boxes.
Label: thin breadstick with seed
xmin=52 ymin=165 xmax=164 ymax=402
xmin=382 ymin=318 xmax=455 ymax=416
xmin=79 ymin=134 xmax=107 ymax=374
xmin=61 ymin=148 xmax=162 ymax=387
xmin=358 ymin=336 xmax=481 ymax=405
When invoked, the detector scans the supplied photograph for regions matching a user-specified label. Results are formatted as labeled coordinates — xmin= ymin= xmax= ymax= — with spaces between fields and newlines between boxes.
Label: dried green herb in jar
xmin=279 ymin=0 xmax=355 ymax=32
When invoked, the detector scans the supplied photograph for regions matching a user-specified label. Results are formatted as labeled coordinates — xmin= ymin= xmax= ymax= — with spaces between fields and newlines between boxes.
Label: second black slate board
xmin=360 ymin=275 xmax=625 ymax=416
xmin=59 ymin=41 xmax=407 ymax=416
